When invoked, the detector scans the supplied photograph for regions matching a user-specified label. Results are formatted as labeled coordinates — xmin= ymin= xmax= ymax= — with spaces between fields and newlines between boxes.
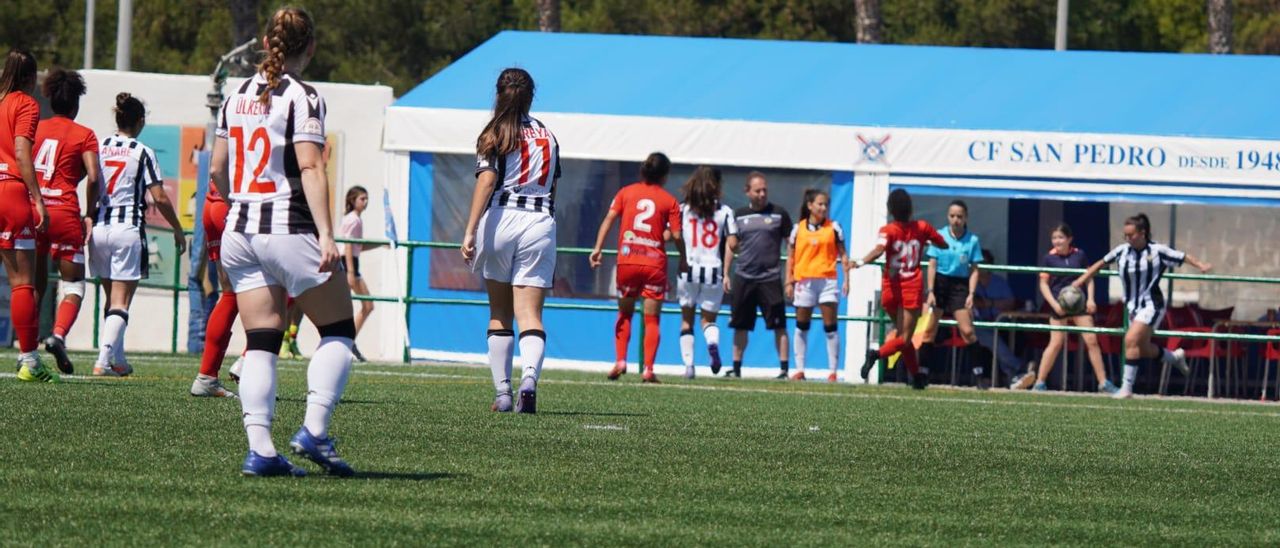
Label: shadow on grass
xmin=275 ymin=397 xmax=385 ymax=405
xmin=541 ymin=410 xmax=649 ymax=418
xmin=355 ymin=471 xmax=466 ymax=482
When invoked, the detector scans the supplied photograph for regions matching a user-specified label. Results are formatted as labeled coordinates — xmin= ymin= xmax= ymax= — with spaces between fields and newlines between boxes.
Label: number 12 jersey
xmin=217 ymin=72 xmax=327 ymax=235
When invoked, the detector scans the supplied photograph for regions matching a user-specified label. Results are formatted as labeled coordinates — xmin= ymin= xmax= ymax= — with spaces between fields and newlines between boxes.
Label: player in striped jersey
xmin=212 ymin=7 xmax=357 ymax=477
xmin=0 ymin=50 xmax=53 ymax=382
xmin=89 ymin=93 xmax=187 ymax=377
xmin=785 ymin=189 xmax=848 ymax=383
xmin=675 ymin=166 xmax=736 ymax=379
xmin=461 ymin=68 xmax=561 ymax=414
xmin=853 ymin=189 xmax=947 ymax=389
xmin=1073 ymin=213 xmax=1210 ymax=399
xmin=33 ymin=68 xmax=98 ymax=376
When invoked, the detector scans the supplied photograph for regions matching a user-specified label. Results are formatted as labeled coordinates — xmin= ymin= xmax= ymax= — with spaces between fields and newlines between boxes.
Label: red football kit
xmin=34 ymin=115 xmax=98 ymax=263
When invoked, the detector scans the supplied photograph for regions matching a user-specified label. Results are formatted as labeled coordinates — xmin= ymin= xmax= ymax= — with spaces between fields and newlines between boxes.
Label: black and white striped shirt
xmin=476 ymin=116 xmax=561 ymax=216
xmin=96 ymin=135 xmax=161 ymax=227
xmin=1102 ymin=242 xmax=1185 ymax=312
xmin=216 ymin=73 xmax=326 ymax=235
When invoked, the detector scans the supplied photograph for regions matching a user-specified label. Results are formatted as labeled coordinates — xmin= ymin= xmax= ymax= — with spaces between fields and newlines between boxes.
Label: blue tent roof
xmin=396 ymin=31 xmax=1280 ymax=140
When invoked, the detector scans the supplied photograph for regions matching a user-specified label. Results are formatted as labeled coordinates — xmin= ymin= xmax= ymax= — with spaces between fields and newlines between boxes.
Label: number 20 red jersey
xmin=216 ymin=72 xmax=326 ymax=235
xmin=610 ymin=182 xmax=680 ymax=270
xmin=475 ymin=116 xmax=561 ymax=215
xmin=877 ymin=219 xmax=945 ymax=282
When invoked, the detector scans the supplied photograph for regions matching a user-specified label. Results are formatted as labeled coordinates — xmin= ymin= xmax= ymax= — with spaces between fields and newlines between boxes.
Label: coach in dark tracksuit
xmin=726 ymin=171 xmax=792 ymax=378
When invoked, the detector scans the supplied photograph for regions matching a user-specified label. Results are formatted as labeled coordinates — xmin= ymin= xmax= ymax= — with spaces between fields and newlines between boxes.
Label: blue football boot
xmin=241 ymin=451 xmax=306 ymax=477
xmin=290 ymin=427 xmax=356 ymax=477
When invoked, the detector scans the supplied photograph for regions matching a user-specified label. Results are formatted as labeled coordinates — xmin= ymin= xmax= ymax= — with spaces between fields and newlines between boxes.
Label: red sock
xmin=878 ymin=336 xmax=906 ymax=359
xmin=10 ymin=284 xmax=37 ymax=353
xmin=200 ymin=292 xmax=238 ymax=377
xmin=53 ymin=297 xmax=82 ymax=338
xmin=901 ymin=344 xmax=919 ymax=376
xmin=643 ymin=314 xmax=660 ymax=372
xmin=614 ymin=311 xmax=632 ymax=363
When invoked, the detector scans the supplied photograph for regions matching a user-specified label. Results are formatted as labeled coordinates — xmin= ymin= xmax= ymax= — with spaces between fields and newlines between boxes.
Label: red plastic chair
xmin=1096 ymin=304 xmax=1126 ymax=374
xmin=1191 ymin=305 xmax=1234 ymax=327
xmin=1261 ymin=329 xmax=1280 ymax=401
xmin=1164 ymin=327 xmax=1213 ymax=395
xmin=935 ymin=324 xmax=968 ymax=385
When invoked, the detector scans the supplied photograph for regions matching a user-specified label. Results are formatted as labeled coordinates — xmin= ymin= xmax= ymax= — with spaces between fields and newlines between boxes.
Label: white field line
xmin=7 ymin=363 xmax=1280 ymax=420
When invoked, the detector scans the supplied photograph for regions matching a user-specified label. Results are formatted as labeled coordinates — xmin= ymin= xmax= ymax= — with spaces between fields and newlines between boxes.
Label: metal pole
xmin=84 ymin=0 xmax=95 ymax=69
xmin=115 ymin=0 xmax=132 ymax=71
xmin=1055 ymin=0 xmax=1069 ymax=51
xmin=172 ymin=236 xmax=181 ymax=354
xmin=402 ymin=249 xmax=414 ymax=363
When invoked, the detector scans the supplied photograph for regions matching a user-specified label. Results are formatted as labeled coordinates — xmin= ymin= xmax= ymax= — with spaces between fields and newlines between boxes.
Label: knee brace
xmin=824 ymin=323 xmax=839 ymax=333
xmin=316 ymin=318 xmax=356 ymax=340
xmin=59 ymin=279 xmax=86 ymax=299
xmin=795 ymin=320 xmax=811 ymax=332
xmin=245 ymin=329 xmax=285 ymax=354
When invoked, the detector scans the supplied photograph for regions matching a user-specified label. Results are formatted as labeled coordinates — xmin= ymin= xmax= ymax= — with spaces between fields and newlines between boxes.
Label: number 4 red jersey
xmin=610 ymin=182 xmax=680 ymax=269
xmin=475 ymin=116 xmax=561 ymax=215
xmin=216 ymin=72 xmax=326 ymax=235
xmin=877 ymin=219 xmax=945 ymax=281
xmin=34 ymin=115 xmax=99 ymax=213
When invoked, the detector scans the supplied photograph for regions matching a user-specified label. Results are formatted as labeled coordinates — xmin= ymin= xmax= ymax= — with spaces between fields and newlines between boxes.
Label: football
xmin=1057 ymin=285 xmax=1086 ymax=315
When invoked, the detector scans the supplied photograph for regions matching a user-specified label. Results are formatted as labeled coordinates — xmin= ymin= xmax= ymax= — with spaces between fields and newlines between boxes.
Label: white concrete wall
xmin=56 ymin=70 xmax=400 ymax=361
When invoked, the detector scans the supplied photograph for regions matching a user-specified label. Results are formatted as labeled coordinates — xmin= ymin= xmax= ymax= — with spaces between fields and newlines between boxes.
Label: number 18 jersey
xmin=679 ymin=203 xmax=736 ymax=283
xmin=476 ymin=116 xmax=561 ymax=215
xmin=216 ymin=72 xmax=327 ymax=235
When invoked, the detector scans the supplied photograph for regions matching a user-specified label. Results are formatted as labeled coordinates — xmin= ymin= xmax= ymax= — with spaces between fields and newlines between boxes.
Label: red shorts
xmin=37 ymin=208 xmax=84 ymax=263
xmin=203 ymin=199 xmax=229 ymax=262
xmin=881 ymin=276 xmax=923 ymax=312
xmin=617 ymin=264 xmax=667 ymax=300
xmin=0 ymin=181 xmax=35 ymax=250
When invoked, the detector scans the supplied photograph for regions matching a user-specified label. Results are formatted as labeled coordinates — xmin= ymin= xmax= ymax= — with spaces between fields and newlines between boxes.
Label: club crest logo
xmin=857 ymin=134 xmax=892 ymax=165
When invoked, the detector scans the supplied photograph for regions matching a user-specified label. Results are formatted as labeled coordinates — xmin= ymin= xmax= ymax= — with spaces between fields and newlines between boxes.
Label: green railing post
xmin=635 ymin=309 xmax=644 ymax=375
xmin=402 ymin=247 xmax=413 ymax=363
xmin=172 ymin=237 xmax=181 ymax=354
xmin=92 ymin=279 xmax=101 ymax=349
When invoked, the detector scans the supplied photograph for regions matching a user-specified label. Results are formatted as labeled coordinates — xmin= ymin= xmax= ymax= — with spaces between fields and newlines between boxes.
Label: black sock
xmin=732 ymin=360 xmax=742 ymax=376
xmin=918 ymin=342 xmax=935 ymax=372
xmin=779 ymin=359 xmax=789 ymax=373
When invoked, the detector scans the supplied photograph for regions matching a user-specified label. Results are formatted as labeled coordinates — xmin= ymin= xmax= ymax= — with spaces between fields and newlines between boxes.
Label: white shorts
xmin=1129 ymin=304 xmax=1166 ymax=329
xmin=793 ymin=278 xmax=839 ymax=308
xmin=474 ymin=208 xmax=556 ymax=288
xmin=221 ymin=231 xmax=331 ymax=297
xmin=89 ymin=224 xmax=146 ymax=281
xmin=677 ymin=278 xmax=724 ymax=313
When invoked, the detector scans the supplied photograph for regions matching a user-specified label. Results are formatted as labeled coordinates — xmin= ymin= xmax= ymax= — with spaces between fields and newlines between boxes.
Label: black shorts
xmin=932 ymin=275 xmax=969 ymax=314
xmin=729 ymin=276 xmax=787 ymax=330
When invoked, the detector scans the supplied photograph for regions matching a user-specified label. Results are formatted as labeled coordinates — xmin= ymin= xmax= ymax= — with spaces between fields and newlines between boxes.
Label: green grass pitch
xmin=2 ymin=349 xmax=1280 ymax=545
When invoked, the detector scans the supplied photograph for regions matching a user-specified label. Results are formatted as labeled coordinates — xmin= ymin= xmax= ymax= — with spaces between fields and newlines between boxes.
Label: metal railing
xmin=69 ymin=232 xmax=1280 ymax=399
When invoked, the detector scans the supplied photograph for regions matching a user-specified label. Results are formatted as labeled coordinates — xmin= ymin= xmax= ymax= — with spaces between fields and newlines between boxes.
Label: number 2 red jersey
xmin=34 ymin=115 xmax=98 ymax=212
xmin=610 ymin=182 xmax=680 ymax=269
xmin=877 ymin=219 xmax=945 ymax=281
xmin=216 ymin=72 xmax=326 ymax=235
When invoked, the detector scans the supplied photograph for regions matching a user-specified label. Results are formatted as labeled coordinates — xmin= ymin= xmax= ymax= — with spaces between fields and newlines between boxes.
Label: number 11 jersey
xmin=216 ymin=72 xmax=327 ymax=235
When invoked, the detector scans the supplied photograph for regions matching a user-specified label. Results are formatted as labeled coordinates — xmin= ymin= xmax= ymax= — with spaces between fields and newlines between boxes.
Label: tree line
xmin=1 ymin=0 xmax=1276 ymax=97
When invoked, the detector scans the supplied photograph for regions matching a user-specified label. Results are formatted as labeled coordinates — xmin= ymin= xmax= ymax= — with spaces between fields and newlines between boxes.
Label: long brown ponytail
xmin=258 ymin=7 xmax=315 ymax=104
xmin=477 ymin=68 xmax=535 ymax=159
xmin=0 ymin=49 xmax=37 ymax=102
xmin=682 ymin=166 xmax=722 ymax=219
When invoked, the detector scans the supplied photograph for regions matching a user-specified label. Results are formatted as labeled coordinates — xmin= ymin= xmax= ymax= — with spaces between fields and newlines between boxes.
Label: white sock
xmin=97 ymin=312 xmax=126 ymax=365
xmin=240 ymin=349 xmax=279 ymax=457
xmin=794 ymin=327 xmax=808 ymax=372
xmin=704 ymin=324 xmax=720 ymax=348
xmin=1122 ymin=363 xmax=1139 ymax=390
xmin=487 ymin=330 xmax=514 ymax=395
xmin=1160 ymin=347 xmax=1175 ymax=365
xmin=303 ymin=336 xmax=354 ymax=439
xmin=825 ymin=328 xmax=838 ymax=373
xmin=679 ymin=331 xmax=695 ymax=367
xmin=519 ymin=330 xmax=546 ymax=382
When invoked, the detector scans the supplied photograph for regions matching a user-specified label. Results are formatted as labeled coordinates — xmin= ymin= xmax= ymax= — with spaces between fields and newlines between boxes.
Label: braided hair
xmin=258 ymin=7 xmax=315 ymax=104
